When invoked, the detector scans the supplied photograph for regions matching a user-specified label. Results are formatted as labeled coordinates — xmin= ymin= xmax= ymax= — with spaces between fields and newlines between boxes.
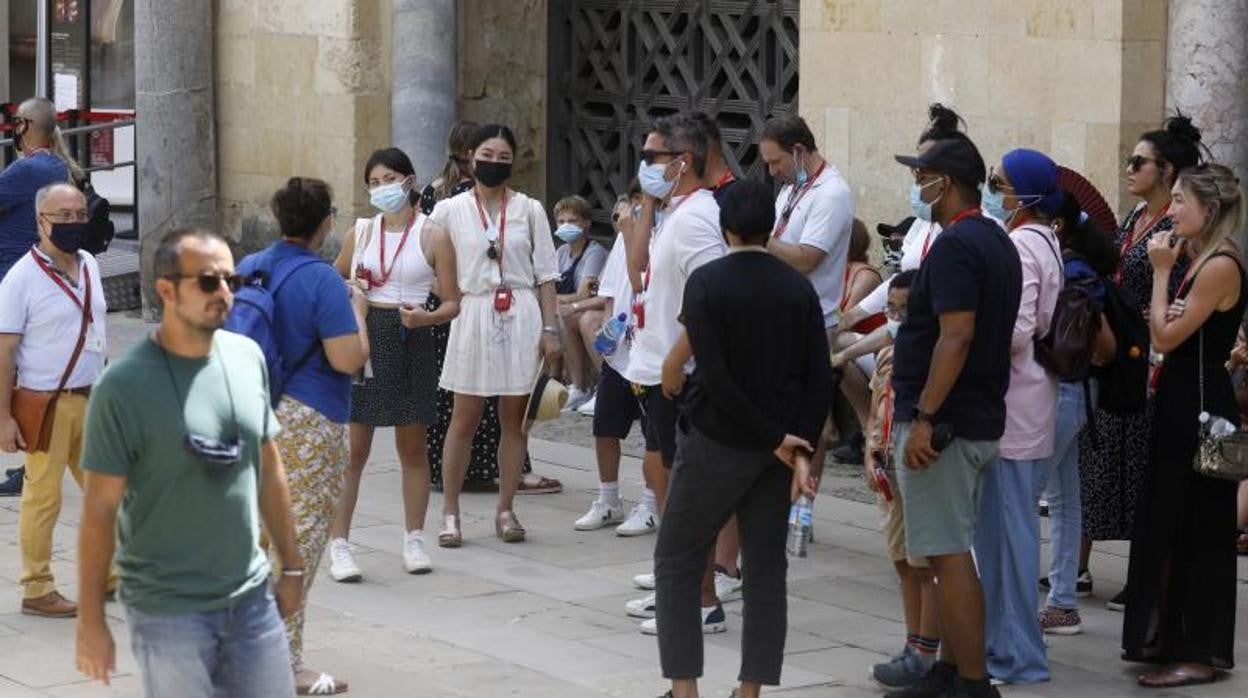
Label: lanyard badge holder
xmin=477 ymin=191 xmax=513 ymax=314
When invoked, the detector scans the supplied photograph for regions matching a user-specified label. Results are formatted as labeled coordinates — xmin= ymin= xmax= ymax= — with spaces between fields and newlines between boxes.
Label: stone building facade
xmin=131 ymin=0 xmax=1246 ymax=295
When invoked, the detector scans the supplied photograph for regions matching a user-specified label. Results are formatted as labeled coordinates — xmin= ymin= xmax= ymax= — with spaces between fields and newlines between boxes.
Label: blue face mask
xmin=981 ymin=184 xmax=1010 ymax=223
xmin=555 ymin=223 xmax=584 ymax=243
xmin=638 ymin=160 xmax=678 ymax=199
xmin=909 ymin=178 xmax=944 ymax=222
xmin=369 ymin=181 xmax=409 ymax=213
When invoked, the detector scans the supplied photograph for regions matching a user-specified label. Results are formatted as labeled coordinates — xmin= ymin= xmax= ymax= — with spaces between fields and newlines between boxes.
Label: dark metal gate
xmin=547 ymin=0 xmax=800 ymax=225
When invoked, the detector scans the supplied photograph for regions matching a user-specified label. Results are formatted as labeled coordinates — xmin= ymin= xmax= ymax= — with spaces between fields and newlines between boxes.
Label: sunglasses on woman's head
xmin=169 ymin=272 xmax=246 ymax=294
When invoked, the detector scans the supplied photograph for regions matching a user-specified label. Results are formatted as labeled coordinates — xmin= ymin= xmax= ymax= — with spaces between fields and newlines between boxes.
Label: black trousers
xmin=655 ymin=424 xmax=791 ymax=684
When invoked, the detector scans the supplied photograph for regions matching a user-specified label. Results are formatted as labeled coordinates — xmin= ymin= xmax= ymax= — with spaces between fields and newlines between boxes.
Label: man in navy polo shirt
xmin=887 ymin=135 xmax=1021 ymax=698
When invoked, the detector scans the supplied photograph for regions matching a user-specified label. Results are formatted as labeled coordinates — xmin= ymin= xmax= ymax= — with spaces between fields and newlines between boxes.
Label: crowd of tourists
xmin=0 ymin=93 xmax=1245 ymax=698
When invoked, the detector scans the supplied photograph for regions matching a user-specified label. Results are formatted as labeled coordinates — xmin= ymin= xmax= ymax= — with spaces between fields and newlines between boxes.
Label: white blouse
xmin=430 ymin=189 xmax=560 ymax=295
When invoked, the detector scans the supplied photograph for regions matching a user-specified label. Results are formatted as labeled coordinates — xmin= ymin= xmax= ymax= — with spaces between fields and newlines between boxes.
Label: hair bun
xmin=927 ymin=103 xmax=964 ymax=136
xmin=1164 ymin=114 xmax=1203 ymax=145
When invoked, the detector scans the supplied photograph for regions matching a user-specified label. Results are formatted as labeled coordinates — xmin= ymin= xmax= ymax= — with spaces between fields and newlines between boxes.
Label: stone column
xmin=1166 ymin=0 xmax=1248 ymax=178
xmin=391 ymin=0 xmax=456 ymax=183
xmin=134 ymin=0 xmax=217 ymax=311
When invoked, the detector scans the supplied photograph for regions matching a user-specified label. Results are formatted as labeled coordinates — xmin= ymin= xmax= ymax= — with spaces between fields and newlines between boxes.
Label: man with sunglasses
xmin=0 ymin=183 xmax=107 ymax=618
xmin=75 ymin=228 xmax=303 ymax=696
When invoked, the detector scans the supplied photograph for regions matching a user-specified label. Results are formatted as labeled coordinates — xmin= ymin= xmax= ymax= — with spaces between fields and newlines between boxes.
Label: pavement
xmin=0 ymin=313 xmax=1245 ymax=697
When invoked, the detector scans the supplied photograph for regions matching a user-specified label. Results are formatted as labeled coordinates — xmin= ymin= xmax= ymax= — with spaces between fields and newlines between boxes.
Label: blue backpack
xmin=224 ymin=248 xmax=324 ymax=408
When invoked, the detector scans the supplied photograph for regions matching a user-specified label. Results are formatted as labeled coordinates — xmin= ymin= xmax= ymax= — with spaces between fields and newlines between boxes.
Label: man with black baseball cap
xmin=885 ymin=135 xmax=1021 ymax=698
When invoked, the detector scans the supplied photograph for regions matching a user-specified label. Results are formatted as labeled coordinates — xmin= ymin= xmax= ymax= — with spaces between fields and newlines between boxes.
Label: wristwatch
xmin=911 ymin=406 xmax=936 ymax=424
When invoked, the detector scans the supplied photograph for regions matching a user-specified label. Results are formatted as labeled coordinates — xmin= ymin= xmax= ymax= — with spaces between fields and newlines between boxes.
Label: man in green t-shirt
xmin=73 ymin=228 xmax=305 ymax=697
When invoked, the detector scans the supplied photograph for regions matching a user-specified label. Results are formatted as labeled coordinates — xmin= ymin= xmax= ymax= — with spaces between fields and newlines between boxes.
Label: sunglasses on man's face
xmin=170 ymin=272 xmax=246 ymax=294
xmin=641 ymin=149 xmax=682 ymax=166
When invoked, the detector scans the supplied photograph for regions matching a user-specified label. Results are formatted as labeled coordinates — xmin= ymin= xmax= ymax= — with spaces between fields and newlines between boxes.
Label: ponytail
xmin=50 ymin=126 xmax=85 ymax=184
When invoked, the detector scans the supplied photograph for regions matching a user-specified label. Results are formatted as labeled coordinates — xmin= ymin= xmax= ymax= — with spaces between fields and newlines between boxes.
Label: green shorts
xmin=892 ymin=421 xmax=999 ymax=558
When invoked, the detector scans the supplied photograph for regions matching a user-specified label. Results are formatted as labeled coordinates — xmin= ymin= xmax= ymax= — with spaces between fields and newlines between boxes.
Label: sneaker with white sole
xmin=328 ymin=538 xmax=362 ymax=583
xmin=563 ymin=387 xmax=593 ymax=412
xmin=616 ymin=504 xmax=658 ymax=537
xmin=574 ymin=500 xmax=625 ymax=531
xmin=633 ymin=572 xmax=655 ymax=590
xmin=576 ymin=394 xmax=597 ymax=416
xmin=403 ymin=531 xmax=432 ymax=574
xmin=625 ymin=592 xmax=657 ymax=619
xmin=1038 ymin=606 xmax=1081 ymax=635
xmin=639 ymin=604 xmax=726 ymax=635
xmin=714 ymin=567 xmax=742 ymax=603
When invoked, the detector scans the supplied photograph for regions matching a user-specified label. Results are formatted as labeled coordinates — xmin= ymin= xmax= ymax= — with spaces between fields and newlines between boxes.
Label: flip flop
xmin=298 ymin=672 xmax=349 ymax=695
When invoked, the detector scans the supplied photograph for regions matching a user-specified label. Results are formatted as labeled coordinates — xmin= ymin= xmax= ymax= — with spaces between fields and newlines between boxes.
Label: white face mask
xmin=886 ymin=319 xmax=903 ymax=338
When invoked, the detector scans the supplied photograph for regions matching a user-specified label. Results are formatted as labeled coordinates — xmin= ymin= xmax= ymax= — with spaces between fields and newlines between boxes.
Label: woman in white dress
xmin=430 ymin=124 xmax=562 ymax=545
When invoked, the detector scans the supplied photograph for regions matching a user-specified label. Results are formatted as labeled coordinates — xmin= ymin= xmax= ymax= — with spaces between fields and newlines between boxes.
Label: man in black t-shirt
xmin=887 ymin=137 xmax=1021 ymax=698
xmin=652 ymin=179 xmax=831 ymax=698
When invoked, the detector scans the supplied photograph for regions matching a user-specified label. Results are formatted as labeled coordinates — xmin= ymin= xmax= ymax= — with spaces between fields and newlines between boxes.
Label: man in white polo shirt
xmin=0 ymin=183 xmax=108 ymax=618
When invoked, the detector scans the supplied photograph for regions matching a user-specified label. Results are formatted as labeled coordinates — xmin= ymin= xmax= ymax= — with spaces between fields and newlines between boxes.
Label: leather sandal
xmin=496 ymin=510 xmax=526 ymax=543
xmin=516 ymin=474 xmax=562 ymax=495
xmin=437 ymin=515 xmax=462 ymax=548
xmin=1137 ymin=663 xmax=1216 ymax=688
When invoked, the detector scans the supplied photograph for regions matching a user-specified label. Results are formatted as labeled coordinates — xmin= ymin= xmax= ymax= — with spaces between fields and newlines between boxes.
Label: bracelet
xmin=542 ymin=326 xmax=560 ymax=335
xmin=280 ymin=568 xmax=306 ymax=577
xmin=572 ymin=301 xmax=580 ymax=312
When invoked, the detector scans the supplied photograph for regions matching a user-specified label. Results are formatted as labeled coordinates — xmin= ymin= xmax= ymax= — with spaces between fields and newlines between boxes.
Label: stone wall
xmin=457 ymin=0 xmax=548 ymax=201
xmin=214 ymin=0 xmax=392 ymax=252
xmin=799 ymin=0 xmax=1168 ymax=233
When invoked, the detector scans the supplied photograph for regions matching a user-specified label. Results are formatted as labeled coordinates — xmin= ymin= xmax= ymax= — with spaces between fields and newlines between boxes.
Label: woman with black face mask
xmin=427 ymin=124 xmax=562 ymax=547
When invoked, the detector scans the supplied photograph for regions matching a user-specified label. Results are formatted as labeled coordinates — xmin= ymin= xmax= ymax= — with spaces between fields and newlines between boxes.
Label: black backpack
xmin=1024 ymin=229 xmax=1100 ymax=380
xmin=1093 ymin=281 xmax=1149 ymax=414
xmin=77 ymin=180 xmax=115 ymax=255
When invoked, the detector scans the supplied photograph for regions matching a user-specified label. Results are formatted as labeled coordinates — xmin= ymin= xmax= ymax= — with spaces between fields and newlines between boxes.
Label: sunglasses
xmin=184 ymin=433 xmax=243 ymax=472
xmin=1126 ymin=155 xmax=1161 ymax=173
xmin=169 ymin=272 xmax=246 ymax=294
xmin=641 ymin=149 xmax=682 ymax=166
xmin=487 ymin=240 xmax=499 ymax=261
xmin=986 ymin=169 xmax=1014 ymax=195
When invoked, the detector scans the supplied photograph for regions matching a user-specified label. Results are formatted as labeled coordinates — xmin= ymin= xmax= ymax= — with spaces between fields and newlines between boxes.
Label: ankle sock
xmin=641 ymin=488 xmax=658 ymax=513
xmin=599 ymin=481 xmax=621 ymax=506
xmin=915 ymin=636 xmax=939 ymax=668
xmin=906 ymin=633 xmax=919 ymax=651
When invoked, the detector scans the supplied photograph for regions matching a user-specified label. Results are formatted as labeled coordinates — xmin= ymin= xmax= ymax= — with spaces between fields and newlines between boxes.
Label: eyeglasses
xmin=641 ymin=149 xmax=682 ymax=166
xmin=1126 ymin=155 xmax=1161 ymax=173
xmin=885 ymin=303 xmax=907 ymax=322
xmin=168 ymin=272 xmax=246 ymax=294
xmin=40 ymin=211 xmax=90 ymax=223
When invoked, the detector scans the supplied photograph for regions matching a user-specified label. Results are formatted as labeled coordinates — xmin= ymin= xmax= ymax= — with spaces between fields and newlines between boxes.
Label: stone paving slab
xmin=0 ymin=314 xmax=1243 ymax=696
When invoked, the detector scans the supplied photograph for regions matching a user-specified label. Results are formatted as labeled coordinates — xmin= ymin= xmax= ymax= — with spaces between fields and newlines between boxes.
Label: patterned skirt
xmin=350 ymin=307 xmax=438 ymax=427
xmin=1078 ymin=402 xmax=1154 ymax=541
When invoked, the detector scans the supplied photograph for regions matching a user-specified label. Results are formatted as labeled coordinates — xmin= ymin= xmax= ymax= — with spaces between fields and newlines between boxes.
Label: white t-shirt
xmin=0 ymin=248 xmax=107 ymax=390
xmin=857 ymin=218 xmax=943 ymax=315
xmin=623 ymin=189 xmax=726 ymax=386
xmin=772 ymin=165 xmax=854 ymax=328
xmin=596 ymin=234 xmax=633 ymax=374
xmin=556 ymin=240 xmax=608 ymax=291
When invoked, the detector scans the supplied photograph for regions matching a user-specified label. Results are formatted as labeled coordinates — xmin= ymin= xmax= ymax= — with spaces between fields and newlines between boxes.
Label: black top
xmin=680 ymin=250 xmax=833 ymax=450
xmin=892 ymin=215 xmax=1022 ymax=440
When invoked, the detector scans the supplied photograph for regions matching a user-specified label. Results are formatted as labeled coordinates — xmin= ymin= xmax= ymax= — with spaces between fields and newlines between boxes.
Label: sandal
xmin=516 ymin=473 xmax=562 ymax=495
xmin=1137 ymin=663 xmax=1216 ymax=688
xmin=496 ymin=510 xmax=527 ymax=543
xmin=297 ymin=672 xmax=349 ymax=695
xmin=437 ymin=515 xmax=462 ymax=548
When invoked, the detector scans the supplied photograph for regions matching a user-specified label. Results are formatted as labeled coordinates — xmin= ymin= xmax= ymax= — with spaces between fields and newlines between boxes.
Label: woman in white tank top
xmin=329 ymin=148 xmax=460 ymax=579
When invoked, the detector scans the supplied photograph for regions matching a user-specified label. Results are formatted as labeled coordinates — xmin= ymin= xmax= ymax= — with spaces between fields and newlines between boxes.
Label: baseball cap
xmin=895 ymin=137 xmax=987 ymax=187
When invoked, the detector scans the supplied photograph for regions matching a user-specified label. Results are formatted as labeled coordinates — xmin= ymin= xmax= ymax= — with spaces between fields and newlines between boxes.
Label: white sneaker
xmin=640 ymin=604 xmax=726 ymax=636
xmin=403 ymin=531 xmax=432 ymax=574
xmin=563 ymin=387 xmax=592 ymax=412
xmin=574 ymin=499 xmax=625 ymax=531
xmin=633 ymin=572 xmax=655 ymax=590
xmin=328 ymin=538 xmax=362 ymax=583
xmin=625 ymin=592 xmax=657 ymax=619
xmin=616 ymin=504 xmax=658 ymax=537
xmin=576 ymin=394 xmax=597 ymax=416
xmin=714 ymin=568 xmax=742 ymax=603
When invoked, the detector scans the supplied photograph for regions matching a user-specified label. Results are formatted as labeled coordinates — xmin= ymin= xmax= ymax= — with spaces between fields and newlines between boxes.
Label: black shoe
xmin=1107 ymin=587 xmax=1127 ymax=612
xmin=831 ymin=432 xmax=865 ymax=465
xmin=5 ymin=467 xmax=19 ymax=477
xmin=948 ymin=676 xmax=1001 ymax=698
xmin=885 ymin=661 xmax=957 ymax=698
xmin=0 ymin=468 xmax=23 ymax=497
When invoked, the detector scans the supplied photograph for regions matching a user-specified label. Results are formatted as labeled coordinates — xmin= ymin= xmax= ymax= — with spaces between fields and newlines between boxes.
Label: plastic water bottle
xmin=594 ymin=313 xmax=628 ymax=357
xmin=786 ymin=495 xmax=813 ymax=558
xmin=1200 ymin=411 xmax=1238 ymax=438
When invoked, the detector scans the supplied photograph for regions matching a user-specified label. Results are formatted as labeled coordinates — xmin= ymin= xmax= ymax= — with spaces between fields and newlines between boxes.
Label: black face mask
xmin=12 ymin=124 xmax=24 ymax=152
xmin=49 ymin=222 xmax=90 ymax=254
xmin=474 ymin=160 xmax=512 ymax=188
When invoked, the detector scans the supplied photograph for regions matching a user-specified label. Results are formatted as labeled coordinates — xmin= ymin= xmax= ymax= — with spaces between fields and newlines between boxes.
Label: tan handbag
xmin=10 ymin=266 xmax=92 ymax=454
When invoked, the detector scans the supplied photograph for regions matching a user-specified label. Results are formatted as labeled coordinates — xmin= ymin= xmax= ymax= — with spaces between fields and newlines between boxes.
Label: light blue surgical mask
xmin=555 ymin=223 xmax=584 ymax=243
xmin=909 ymin=177 xmax=944 ymax=222
xmin=369 ymin=181 xmax=409 ymax=213
xmin=638 ymin=160 xmax=678 ymax=199
xmin=981 ymin=184 xmax=1009 ymax=224
xmin=886 ymin=319 xmax=903 ymax=338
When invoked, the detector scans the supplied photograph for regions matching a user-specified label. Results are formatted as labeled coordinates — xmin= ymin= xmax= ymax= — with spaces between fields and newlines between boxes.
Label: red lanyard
xmin=474 ymin=190 xmax=509 ymax=276
xmin=711 ymin=171 xmax=735 ymax=192
xmin=772 ymin=162 xmax=827 ymax=239
xmin=372 ymin=213 xmax=417 ymax=289
xmin=1117 ymin=204 xmax=1169 ymax=284
xmin=946 ymin=206 xmax=981 ymax=228
xmin=641 ymin=191 xmax=696 ymax=293
xmin=30 ymin=249 xmax=92 ymax=321
xmin=920 ymin=227 xmax=934 ymax=260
